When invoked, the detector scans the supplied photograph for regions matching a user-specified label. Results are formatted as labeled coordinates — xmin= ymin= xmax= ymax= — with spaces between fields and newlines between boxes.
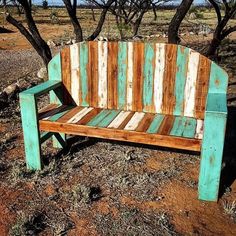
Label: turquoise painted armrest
xmin=205 ymin=93 xmax=227 ymax=116
xmin=19 ymin=80 xmax=62 ymax=98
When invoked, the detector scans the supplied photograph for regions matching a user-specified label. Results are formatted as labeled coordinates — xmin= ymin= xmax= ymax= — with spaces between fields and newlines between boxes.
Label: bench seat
xmin=39 ymin=104 xmax=203 ymax=152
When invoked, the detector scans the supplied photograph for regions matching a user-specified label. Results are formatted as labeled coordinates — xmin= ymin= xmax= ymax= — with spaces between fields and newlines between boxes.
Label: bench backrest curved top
xmin=48 ymin=41 xmax=228 ymax=119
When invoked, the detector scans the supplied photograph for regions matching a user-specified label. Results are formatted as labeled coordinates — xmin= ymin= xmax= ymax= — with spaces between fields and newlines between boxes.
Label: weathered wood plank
xmin=146 ymin=114 xmax=165 ymax=134
xmin=98 ymin=41 xmax=108 ymax=108
xmin=107 ymin=42 xmax=118 ymax=109
xmin=136 ymin=113 xmax=155 ymax=132
xmin=158 ymin=115 xmax=175 ymax=135
xmin=97 ymin=110 xmax=120 ymax=127
xmin=143 ymin=43 xmax=155 ymax=113
xmin=195 ymin=119 xmax=204 ymax=139
xmin=132 ymin=42 xmax=144 ymax=112
xmin=153 ymin=44 xmax=165 ymax=113
xmin=67 ymin=107 xmax=94 ymax=124
xmin=162 ymin=44 xmax=177 ymax=115
xmin=87 ymin=110 xmax=111 ymax=126
xmin=124 ymin=112 xmax=145 ymax=130
xmin=184 ymin=49 xmax=200 ymax=117
xmin=77 ymin=108 xmax=102 ymax=125
xmin=108 ymin=111 xmax=131 ymax=128
xmin=174 ymin=46 xmax=189 ymax=116
xmin=56 ymin=106 xmax=83 ymax=123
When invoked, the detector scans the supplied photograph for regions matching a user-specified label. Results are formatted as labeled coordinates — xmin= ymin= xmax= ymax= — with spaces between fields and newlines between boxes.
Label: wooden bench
xmin=19 ymin=41 xmax=228 ymax=201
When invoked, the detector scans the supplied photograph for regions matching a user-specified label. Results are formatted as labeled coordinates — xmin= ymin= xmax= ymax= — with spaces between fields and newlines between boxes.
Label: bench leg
xmin=20 ymin=94 xmax=42 ymax=170
xmin=198 ymin=113 xmax=227 ymax=201
xmin=52 ymin=133 xmax=67 ymax=149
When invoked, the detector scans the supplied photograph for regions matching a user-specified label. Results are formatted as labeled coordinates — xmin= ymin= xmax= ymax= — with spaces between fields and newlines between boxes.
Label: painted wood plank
xmin=20 ymin=94 xmax=42 ymax=170
xmin=61 ymin=47 xmax=72 ymax=104
xmin=174 ymin=46 xmax=189 ymax=116
xmin=107 ymin=42 xmax=118 ymax=109
xmin=146 ymin=114 xmax=165 ymax=134
xmin=194 ymin=56 xmax=211 ymax=119
xmin=48 ymin=106 xmax=73 ymax=122
xmin=88 ymin=41 xmax=98 ymax=107
xmin=117 ymin=42 xmax=127 ymax=109
xmin=208 ymin=61 xmax=228 ymax=94
xmin=108 ymin=111 xmax=131 ymax=128
xmin=162 ymin=44 xmax=177 ymax=115
xmin=143 ymin=43 xmax=155 ymax=112
xmin=198 ymin=111 xmax=227 ymax=201
xmin=39 ymin=120 xmax=201 ymax=151
xmin=87 ymin=110 xmax=111 ymax=126
xmin=126 ymin=42 xmax=134 ymax=111
xmin=206 ymin=93 xmax=227 ymax=114
xmin=184 ymin=49 xmax=200 ymax=117
xmin=70 ymin=43 xmax=80 ymax=105
xmin=132 ymin=42 xmax=144 ymax=112
xmin=77 ymin=108 xmax=102 ymax=125
xmin=38 ymin=104 xmax=59 ymax=120
xmin=195 ymin=119 xmax=204 ymax=139
xmin=170 ymin=116 xmax=187 ymax=136
xmin=56 ymin=106 xmax=83 ymax=123
xmin=124 ymin=112 xmax=145 ymax=131
xmin=158 ymin=115 xmax=175 ymax=135
xmin=79 ymin=42 xmax=89 ymax=106
xmin=67 ymin=107 xmax=94 ymax=124
xmin=98 ymin=41 xmax=108 ymax=108
xmin=97 ymin=110 xmax=120 ymax=127
xmin=136 ymin=113 xmax=155 ymax=132
xmin=40 ymin=105 xmax=66 ymax=120
xmin=48 ymin=53 xmax=62 ymax=104
xmin=182 ymin=117 xmax=197 ymax=138
xmin=153 ymin=44 xmax=165 ymax=113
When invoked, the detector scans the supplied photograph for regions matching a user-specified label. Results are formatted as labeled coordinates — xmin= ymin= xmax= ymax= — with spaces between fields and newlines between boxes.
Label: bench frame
xmin=19 ymin=43 xmax=228 ymax=202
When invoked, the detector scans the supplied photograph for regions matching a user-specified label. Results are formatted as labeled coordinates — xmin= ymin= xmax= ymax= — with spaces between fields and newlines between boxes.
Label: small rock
xmin=189 ymin=31 xmax=195 ymax=35
xmin=72 ymin=39 xmax=76 ymax=44
xmin=47 ymin=40 xmax=56 ymax=47
xmin=189 ymin=12 xmax=197 ymax=20
xmin=65 ymin=39 xmax=73 ymax=45
xmin=37 ymin=67 xmax=48 ymax=80
xmin=3 ymin=83 xmax=19 ymax=97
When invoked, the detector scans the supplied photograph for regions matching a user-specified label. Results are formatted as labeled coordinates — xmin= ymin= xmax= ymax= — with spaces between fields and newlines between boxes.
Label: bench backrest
xmin=48 ymin=41 xmax=228 ymax=119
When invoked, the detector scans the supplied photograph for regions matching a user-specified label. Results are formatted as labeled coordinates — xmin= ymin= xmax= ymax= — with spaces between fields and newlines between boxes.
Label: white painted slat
xmin=154 ymin=44 xmax=165 ymax=113
xmin=108 ymin=111 xmax=131 ymax=128
xmin=195 ymin=119 xmax=204 ymax=139
xmin=67 ymin=107 xmax=93 ymax=124
xmin=124 ymin=112 xmax=145 ymax=131
xmin=98 ymin=41 xmax=108 ymax=108
xmin=70 ymin=44 xmax=80 ymax=105
xmin=126 ymin=42 xmax=133 ymax=110
xmin=184 ymin=49 xmax=200 ymax=117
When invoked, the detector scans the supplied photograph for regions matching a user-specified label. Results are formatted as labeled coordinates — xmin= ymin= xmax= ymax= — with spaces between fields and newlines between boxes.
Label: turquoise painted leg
xmin=20 ymin=94 xmax=42 ymax=170
xmin=198 ymin=112 xmax=227 ymax=201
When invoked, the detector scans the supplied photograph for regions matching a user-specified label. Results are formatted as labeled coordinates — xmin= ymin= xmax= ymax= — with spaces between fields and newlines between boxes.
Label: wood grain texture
xmin=39 ymin=120 xmax=201 ymax=151
xmin=56 ymin=106 xmax=83 ymax=123
xmin=124 ymin=112 xmax=145 ymax=130
xmin=67 ymin=107 xmax=94 ymax=123
xmin=88 ymin=41 xmax=98 ymax=107
xmin=61 ymin=47 xmax=72 ymax=104
xmin=136 ymin=113 xmax=155 ymax=132
xmin=158 ymin=115 xmax=175 ymax=135
xmin=77 ymin=108 xmax=102 ymax=125
xmin=194 ymin=56 xmax=211 ymax=119
xmin=107 ymin=42 xmax=118 ymax=109
xmin=132 ymin=42 xmax=144 ymax=112
xmin=162 ymin=44 xmax=177 ymax=115
xmin=108 ymin=111 xmax=131 ymax=128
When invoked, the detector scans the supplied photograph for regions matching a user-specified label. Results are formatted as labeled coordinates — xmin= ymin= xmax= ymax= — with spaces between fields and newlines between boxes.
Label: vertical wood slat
xmin=133 ymin=42 xmax=144 ymax=112
xmin=184 ymin=49 xmax=200 ymax=117
xmin=88 ymin=41 xmax=98 ymax=107
xmin=194 ymin=56 xmax=211 ymax=119
xmin=117 ymin=42 xmax=128 ymax=109
xmin=126 ymin=42 xmax=134 ymax=111
xmin=98 ymin=41 xmax=108 ymax=108
xmin=70 ymin=44 xmax=80 ymax=105
xmin=61 ymin=47 xmax=72 ymax=104
xmin=173 ymin=46 xmax=189 ymax=116
xmin=154 ymin=44 xmax=165 ymax=114
xmin=143 ymin=43 xmax=155 ymax=113
xmin=79 ymin=42 xmax=89 ymax=106
xmin=107 ymin=42 xmax=118 ymax=109
xmin=162 ymin=44 xmax=177 ymax=115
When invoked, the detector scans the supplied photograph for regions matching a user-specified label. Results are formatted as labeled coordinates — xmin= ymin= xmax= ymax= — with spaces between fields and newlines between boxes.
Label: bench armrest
xmin=205 ymin=93 xmax=227 ymax=116
xmin=19 ymin=80 xmax=62 ymax=98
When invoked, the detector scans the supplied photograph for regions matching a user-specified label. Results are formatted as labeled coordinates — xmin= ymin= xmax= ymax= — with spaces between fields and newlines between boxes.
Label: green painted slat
xmin=87 ymin=110 xmax=111 ymax=126
xmin=143 ymin=43 xmax=155 ymax=111
xmin=117 ymin=42 xmax=127 ymax=109
xmin=208 ymin=62 xmax=228 ymax=94
xmin=20 ymin=94 xmax=42 ymax=170
xmin=48 ymin=106 xmax=73 ymax=122
xmin=147 ymin=114 xmax=165 ymax=133
xmin=80 ymin=42 xmax=89 ymax=106
xmin=182 ymin=117 xmax=197 ymax=138
xmin=174 ymin=46 xmax=189 ymax=115
xmin=170 ymin=116 xmax=187 ymax=136
xmin=97 ymin=110 xmax=120 ymax=128
xmin=198 ymin=111 xmax=227 ymax=201
xmin=206 ymin=93 xmax=227 ymax=114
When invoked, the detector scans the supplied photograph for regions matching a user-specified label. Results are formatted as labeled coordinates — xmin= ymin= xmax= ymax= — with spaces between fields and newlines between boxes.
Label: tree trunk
xmin=168 ymin=0 xmax=194 ymax=44
xmin=91 ymin=8 xmax=96 ymax=21
xmin=152 ymin=3 xmax=157 ymax=21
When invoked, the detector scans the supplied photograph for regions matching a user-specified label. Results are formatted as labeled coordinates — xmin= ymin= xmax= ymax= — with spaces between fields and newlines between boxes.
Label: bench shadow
xmin=219 ymin=106 xmax=236 ymax=197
